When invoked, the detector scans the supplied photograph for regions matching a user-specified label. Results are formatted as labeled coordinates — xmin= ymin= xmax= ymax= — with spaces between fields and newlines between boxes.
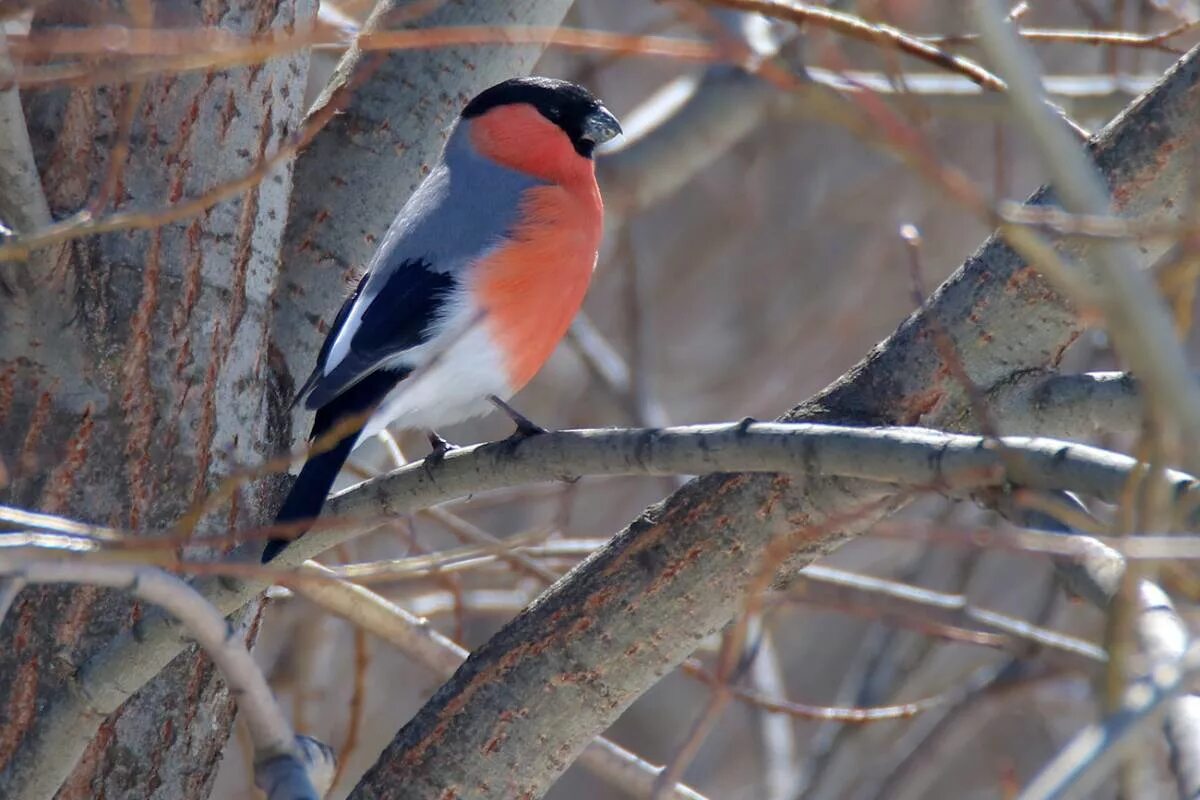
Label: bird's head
xmin=459 ymin=76 xmax=621 ymax=185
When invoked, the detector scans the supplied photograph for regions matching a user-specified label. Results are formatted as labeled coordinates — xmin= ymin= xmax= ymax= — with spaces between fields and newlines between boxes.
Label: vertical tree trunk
xmin=0 ymin=1 xmax=312 ymax=797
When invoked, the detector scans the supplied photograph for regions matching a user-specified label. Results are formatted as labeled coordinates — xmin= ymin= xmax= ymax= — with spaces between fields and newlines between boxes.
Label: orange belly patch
xmin=472 ymin=183 xmax=602 ymax=391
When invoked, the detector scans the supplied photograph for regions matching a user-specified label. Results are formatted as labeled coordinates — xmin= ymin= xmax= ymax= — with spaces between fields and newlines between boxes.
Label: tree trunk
xmin=0 ymin=1 xmax=312 ymax=797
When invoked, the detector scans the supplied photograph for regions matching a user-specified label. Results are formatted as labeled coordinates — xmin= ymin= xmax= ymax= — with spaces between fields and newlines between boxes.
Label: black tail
xmin=263 ymin=370 xmax=402 ymax=563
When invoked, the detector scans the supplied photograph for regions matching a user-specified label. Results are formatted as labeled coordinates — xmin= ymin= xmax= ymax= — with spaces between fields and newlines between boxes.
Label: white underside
xmin=354 ymin=318 xmax=512 ymax=447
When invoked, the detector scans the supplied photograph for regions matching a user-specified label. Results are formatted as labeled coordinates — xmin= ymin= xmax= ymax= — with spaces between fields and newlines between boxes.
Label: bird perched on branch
xmin=263 ymin=77 xmax=621 ymax=562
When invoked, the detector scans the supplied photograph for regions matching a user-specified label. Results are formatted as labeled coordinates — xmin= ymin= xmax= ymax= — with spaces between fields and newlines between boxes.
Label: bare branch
xmin=0 ymin=37 xmax=49 ymax=238
xmin=0 ymin=32 xmax=51 ymax=295
xmin=987 ymin=372 xmax=1142 ymax=439
xmin=746 ymin=625 xmax=802 ymax=800
xmin=994 ymin=493 xmax=1200 ymax=800
xmin=700 ymin=0 xmax=1008 ymax=92
xmin=796 ymin=565 xmax=1106 ymax=667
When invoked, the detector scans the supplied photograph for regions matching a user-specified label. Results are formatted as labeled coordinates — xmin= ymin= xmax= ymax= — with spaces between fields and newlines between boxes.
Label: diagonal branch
xmin=289 ymin=561 xmax=709 ymax=800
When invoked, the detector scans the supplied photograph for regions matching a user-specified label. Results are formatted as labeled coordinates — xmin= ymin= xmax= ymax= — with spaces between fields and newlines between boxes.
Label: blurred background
xmin=198 ymin=1 xmax=1200 ymax=797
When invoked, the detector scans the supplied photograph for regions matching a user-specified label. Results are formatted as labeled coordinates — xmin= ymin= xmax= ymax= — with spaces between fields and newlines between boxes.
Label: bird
xmin=262 ymin=76 xmax=621 ymax=562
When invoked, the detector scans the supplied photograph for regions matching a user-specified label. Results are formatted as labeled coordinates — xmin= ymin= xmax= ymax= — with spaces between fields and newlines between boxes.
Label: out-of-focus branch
xmin=700 ymin=0 xmax=1007 ymax=91
xmin=0 ymin=33 xmax=50 ymax=300
xmin=0 ymin=559 xmax=330 ymax=800
xmin=746 ymin=624 xmax=801 ymax=800
xmin=289 ymin=561 xmax=709 ymax=800
xmin=1017 ymin=582 xmax=1199 ymax=800
xmin=973 ymin=1 xmax=1200 ymax=472
xmin=0 ymin=37 xmax=48 ymax=239
xmin=598 ymin=9 xmax=782 ymax=219
xmin=600 ymin=64 xmax=1159 ymax=219
xmin=600 ymin=66 xmax=779 ymax=216
xmin=802 ymin=69 xmax=1156 ymax=118
xmin=994 ymin=494 xmax=1200 ymax=800
xmin=795 ymin=565 xmax=1106 ymax=667
xmin=0 ymin=577 xmax=23 ymax=625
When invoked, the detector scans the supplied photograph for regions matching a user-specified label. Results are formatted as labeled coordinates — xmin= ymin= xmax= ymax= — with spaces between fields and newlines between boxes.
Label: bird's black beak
xmin=580 ymin=105 xmax=622 ymax=146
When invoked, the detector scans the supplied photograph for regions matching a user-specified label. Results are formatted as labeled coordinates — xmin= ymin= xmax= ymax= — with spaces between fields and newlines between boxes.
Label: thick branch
xmin=987 ymin=372 xmax=1141 ymax=439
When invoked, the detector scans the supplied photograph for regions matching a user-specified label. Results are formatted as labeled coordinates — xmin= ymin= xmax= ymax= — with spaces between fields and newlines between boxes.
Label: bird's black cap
xmin=461 ymin=76 xmax=621 ymax=158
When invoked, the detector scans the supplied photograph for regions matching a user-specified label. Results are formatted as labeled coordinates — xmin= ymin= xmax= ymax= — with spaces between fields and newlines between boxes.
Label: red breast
xmin=468 ymin=104 xmax=604 ymax=391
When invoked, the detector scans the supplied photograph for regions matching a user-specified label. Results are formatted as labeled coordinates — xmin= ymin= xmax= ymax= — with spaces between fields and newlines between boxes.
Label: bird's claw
xmin=489 ymin=395 xmax=548 ymax=441
xmin=423 ymin=431 xmax=457 ymax=482
xmin=427 ymin=430 xmax=457 ymax=459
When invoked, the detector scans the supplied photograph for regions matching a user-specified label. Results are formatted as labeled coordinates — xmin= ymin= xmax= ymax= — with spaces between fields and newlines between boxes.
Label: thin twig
xmin=698 ymin=0 xmax=1007 ymax=91
xmin=795 ymin=565 xmax=1106 ymax=667
xmin=924 ymin=22 xmax=1198 ymax=53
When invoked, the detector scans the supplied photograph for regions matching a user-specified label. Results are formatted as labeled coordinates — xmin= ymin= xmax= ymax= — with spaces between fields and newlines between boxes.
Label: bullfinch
xmin=262 ymin=77 xmax=621 ymax=562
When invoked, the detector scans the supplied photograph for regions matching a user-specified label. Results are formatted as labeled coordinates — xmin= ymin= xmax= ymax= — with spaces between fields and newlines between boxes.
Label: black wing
xmin=296 ymin=258 xmax=456 ymax=411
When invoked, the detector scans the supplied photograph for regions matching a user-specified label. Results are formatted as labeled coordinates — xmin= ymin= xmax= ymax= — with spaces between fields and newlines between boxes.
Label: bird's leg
xmin=489 ymin=395 xmax=548 ymax=440
xmin=422 ymin=430 xmax=457 ymax=483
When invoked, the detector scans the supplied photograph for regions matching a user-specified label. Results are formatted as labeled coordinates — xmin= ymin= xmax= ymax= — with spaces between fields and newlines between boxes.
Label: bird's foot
xmin=423 ymin=431 xmax=457 ymax=481
xmin=427 ymin=430 xmax=458 ymax=459
xmin=489 ymin=395 xmax=548 ymax=441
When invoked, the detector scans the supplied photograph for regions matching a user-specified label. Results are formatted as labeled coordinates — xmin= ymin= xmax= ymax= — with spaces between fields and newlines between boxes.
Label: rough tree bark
xmin=0 ymin=0 xmax=577 ymax=796
xmin=0 ymin=1 xmax=312 ymax=797
xmin=348 ymin=45 xmax=1200 ymax=800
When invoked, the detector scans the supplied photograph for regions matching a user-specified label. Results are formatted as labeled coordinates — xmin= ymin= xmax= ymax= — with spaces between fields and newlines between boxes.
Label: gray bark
xmin=348 ymin=44 xmax=1200 ymax=800
xmin=0 ymin=1 xmax=311 ymax=797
